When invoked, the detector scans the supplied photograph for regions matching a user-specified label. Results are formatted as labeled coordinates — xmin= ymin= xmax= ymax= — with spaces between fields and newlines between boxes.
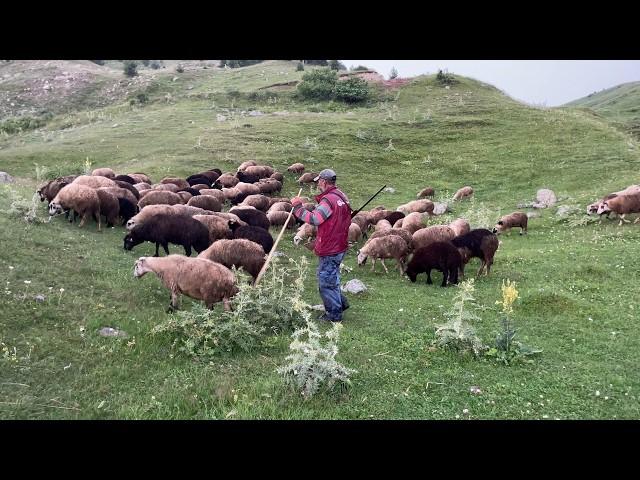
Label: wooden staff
xmin=254 ymin=187 xmax=303 ymax=285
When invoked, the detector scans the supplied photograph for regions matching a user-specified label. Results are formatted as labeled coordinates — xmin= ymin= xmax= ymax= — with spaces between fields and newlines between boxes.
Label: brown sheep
xmin=72 ymin=175 xmax=118 ymax=189
xmin=293 ymin=223 xmax=317 ymax=246
xmin=198 ymin=239 xmax=266 ymax=282
xmin=216 ymin=174 xmax=240 ymax=188
xmin=367 ymin=228 xmax=413 ymax=252
xmin=412 ymin=225 xmax=456 ymax=251
xmin=134 ymin=255 xmax=238 ymax=311
xmin=210 ymin=212 xmax=247 ymax=227
xmin=397 ymin=199 xmax=434 ymax=216
xmin=133 ymin=182 xmax=152 ymax=192
xmin=451 ymin=229 xmax=499 ymax=277
xmin=449 ymin=218 xmax=471 ymax=237
xmin=240 ymin=194 xmax=271 ymax=212
xmin=237 ymin=160 xmax=258 ymax=172
xmin=193 ymin=214 xmax=234 ymax=242
xmin=348 ymin=223 xmax=363 ymax=243
xmin=199 ymin=189 xmax=226 ymax=204
xmin=190 ymin=184 xmax=213 ymax=191
xmin=37 ymin=175 xmax=77 ymax=202
xmin=298 ymin=172 xmax=318 ymax=185
xmin=453 ymin=186 xmax=474 ymax=201
xmin=257 ymin=178 xmax=282 ymax=195
xmin=492 ymin=212 xmax=528 ymax=235
xmin=351 ymin=212 xmax=374 ymax=236
xmin=91 ymin=167 xmax=116 ymax=178
xmin=98 ymin=186 xmax=138 ymax=206
xmin=187 ymin=195 xmax=222 ymax=212
xmin=369 ymin=208 xmax=394 ymax=224
xmin=160 ymin=177 xmax=190 ymax=190
xmin=270 ymin=172 xmax=284 ymax=182
xmin=287 ymin=163 xmax=305 ymax=174
xmin=222 ymin=187 xmax=241 ymax=200
xmin=95 ymin=189 xmax=120 ymax=228
xmin=138 ymin=191 xmax=183 ymax=209
xmin=49 ymin=184 xmax=101 ymax=230
xmin=597 ymin=193 xmax=640 ymax=226
xmin=357 ymin=235 xmax=408 ymax=274
xmin=127 ymin=173 xmax=153 ymax=184
xmin=153 ymin=183 xmax=181 ymax=193
xmin=375 ymin=219 xmax=392 ymax=232
xmin=268 ymin=201 xmax=293 ymax=213
xmin=417 ymin=187 xmax=435 ymax=198
xmin=177 ymin=191 xmax=192 ymax=204
xmin=401 ymin=212 xmax=428 ymax=235
xmin=267 ymin=210 xmax=296 ymax=229
xmin=235 ymin=182 xmax=262 ymax=196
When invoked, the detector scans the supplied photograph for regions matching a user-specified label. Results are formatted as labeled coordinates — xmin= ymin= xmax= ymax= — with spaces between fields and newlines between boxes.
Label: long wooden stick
xmin=254 ymin=187 xmax=303 ymax=285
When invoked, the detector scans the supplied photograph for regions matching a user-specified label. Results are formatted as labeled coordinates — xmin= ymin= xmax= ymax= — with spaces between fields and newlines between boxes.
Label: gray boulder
xmin=432 ymin=202 xmax=450 ymax=215
xmin=533 ymin=189 xmax=557 ymax=209
xmin=0 ymin=172 xmax=14 ymax=184
xmin=341 ymin=279 xmax=367 ymax=294
xmin=555 ymin=205 xmax=572 ymax=217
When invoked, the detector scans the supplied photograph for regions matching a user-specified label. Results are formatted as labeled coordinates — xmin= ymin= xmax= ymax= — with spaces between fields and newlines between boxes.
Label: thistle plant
xmin=433 ymin=278 xmax=486 ymax=356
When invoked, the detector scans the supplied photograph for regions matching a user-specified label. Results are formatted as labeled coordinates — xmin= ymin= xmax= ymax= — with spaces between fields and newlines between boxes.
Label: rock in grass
xmin=341 ymin=279 xmax=367 ymax=294
xmin=0 ymin=172 xmax=14 ymax=183
xmin=432 ymin=202 xmax=450 ymax=215
xmin=555 ymin=205 xmax=572 ymax=217
xmin=35 ymin=294 xmax=46 ymax=303
xmin=99 ymin=327 xmax=129 ymax=338
xmin=533 ymin=189 xmax=557 ymax=208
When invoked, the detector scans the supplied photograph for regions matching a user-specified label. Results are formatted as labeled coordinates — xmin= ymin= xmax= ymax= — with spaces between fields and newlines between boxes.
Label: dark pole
xmin=351 ymin=185 xmax=387 ymax=218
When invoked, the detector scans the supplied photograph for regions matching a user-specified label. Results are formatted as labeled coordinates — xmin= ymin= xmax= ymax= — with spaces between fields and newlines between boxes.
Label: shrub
xmin=277 ymin=319 xmax=356 ymax=399
xmin=123 ymin=60 xmax=138 ymax=77
xmin=334 ymin=77 xmax=370 ymax=103
xmin=151 ymin=256 xmax=311 ymax=357
xmin=304 ymin=60 xmax=328 ymax=66
xmin=0 ymin=116 xmax=48 ymax=135
xmin=219 ymin=60 xmax=263 ymax=69
xmin=3 ymin=186 xmax=46 ymax=224
xmin=389 ymin=67 xmax=398 ymax=79
xmin=130 ymin=92 xmax=149 ymax=105
xmin=329 ymin=60 xmax=346 ymax=71
xmin=141 ymin=60 xmax=150 ymax=67
xmin=352 ymin=65 xmax=369 ymax=71
xmin=150 ymin=60 xmax=163 ymax=70
xmin=297 ymin=68 xmax=338 ymax=101
xmin=296 ymin=62 xmax=304 ymax=72
xmin=436 ymin=69 xmax=456 ymax=86
xmin=433 ymin=279 xmax=486 ymax=356
xmin=176 ymin=64 xmax=184 ymax=73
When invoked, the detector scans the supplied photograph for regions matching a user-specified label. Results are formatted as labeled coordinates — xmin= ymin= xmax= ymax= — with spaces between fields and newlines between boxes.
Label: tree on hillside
xmin=329 ymin=60 xmax=346 ymax=71
xmin=389 ymin=67 xmax=398 ymax=79
xmin=123 ymin=60 xmax=138 ymax=77
xmin=352 ymin=65 xmax=369 ymax=71
xmin=305 ymin=60 xmax=329 ymax=66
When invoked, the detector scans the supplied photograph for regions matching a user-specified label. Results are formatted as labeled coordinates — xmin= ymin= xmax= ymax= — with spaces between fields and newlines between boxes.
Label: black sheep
xmin=114 ymin=174 xmax=137 ymax=184
xmin=229 ymin=223 xmax=274 ymax=254
xmin=405 ymin=241 xmax=462 ymax=287
xmin=178 ymin=187 xmax=201 ymax=196
xmin=114 ymin=180 xmax=141 ymax=199
xmin=229 ymin=208 xmax=270 ymax=231
xmin=209 ymin=168 xmax=223 ymax=176
xmin=236 ymin=171 xmax=260 ymax=184
xmin=229 ymin=191 xmax=250 ymax=206
xmin=194 ymin=171 xmax=220 ymax=183
xmin=123 ymin=214 xmax=210 ymax=257
xmin=118 ymin=198 xmax=138 ymax=225
xmin=384 ymin=211 xmax=405 ymax=226
xmin=187 ymin=176 xmax=213 ymax=187
xmin=450 ymin=228 xmax=499 ymax=277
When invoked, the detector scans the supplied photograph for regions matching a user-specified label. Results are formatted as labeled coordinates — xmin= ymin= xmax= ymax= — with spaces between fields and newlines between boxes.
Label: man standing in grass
xmin=291 ymin=169 xmax=351 ymax=322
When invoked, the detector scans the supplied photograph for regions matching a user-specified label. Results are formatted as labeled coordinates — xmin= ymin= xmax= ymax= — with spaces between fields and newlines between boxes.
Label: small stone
xmin=383 ymin=187 xmax=396 ymax=193
xmin=470 ymin=386 xmax=482 ymax=395
xmin=311 ymin=304 xmax=325 ymax=311
xmin=35 ymin=294 xmax=45 ymax=303
xmin=341 ymin=279 xmax=367 ymax=294
xmin=99 ymin=327 xmax=129 ymax=338
xmin=216 ymin=114 xmax=227 ymax=122
xmin=0 ymin=172 xmax=14 ymax=184
xmin=432 ymin=202 xmax=450 ymax=215
xmin=248 ymin=110 xmax=264 ymax=117
xmin=555 ymin=205 xmax=572 ymax=217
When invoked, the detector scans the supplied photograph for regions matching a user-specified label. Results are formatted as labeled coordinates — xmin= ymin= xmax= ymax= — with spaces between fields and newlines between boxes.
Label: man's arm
xmin=292 ymin=197 xmax=333 ymax=226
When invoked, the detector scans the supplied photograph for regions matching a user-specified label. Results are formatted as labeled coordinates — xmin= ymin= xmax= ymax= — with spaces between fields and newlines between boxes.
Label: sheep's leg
xmin=426 ymin=269 xmax=433 ymax=285
xmin=619 ymin=214 xmax=630 ymax=225
xmin=476 ymin=260 xmax=486 ymax=277
xmin=222 ymin=297 xmax=232 ymax=311
xmin=370 ymin=258 xmax=376 ymax=273
xmin=381 ymin=259 xmax=389 ymax=274
xmin=486 ymin=258 xmax=493 ymax=275
xmin=162 ymin=243 xmax=170 ymax=256
xmin=184 ymin=245 xmax=192 ymax=257
xmin=441 ymin=269 xmax=448 ymax=287
xmin=396 ymin=258 xmax=404 ymax=275
xmin=78 ymin=213 xmax=88 ymax=228
xmin=154 ymin=243 xmax=160 ymax=257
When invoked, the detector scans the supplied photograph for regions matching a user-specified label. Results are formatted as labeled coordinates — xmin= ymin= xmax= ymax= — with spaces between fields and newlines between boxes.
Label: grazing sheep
xmin=126 ymin=204 xmax=204 ymax=231
xmin=351 ymin=212 xmax=374 ymax=238
xmin=117 ymin=198 xmax=138 ymax=226
xmin=287 ymin=163 xmax=305 ymax=174
xmin=397 ymin=199 xmax=434 ymax=216
xmin=210 ymin=212 xmax=247 ymax=227
xmin=199 ymin=189 xmax=226 ymax=204
xmin=268 ymin=201 xmax=293 ymax=213
xmin=240 ymin=194 xmax=271 ymax=212
xmin=267 ymin=210 xmax=296 ymax=229
xmin=216 ymin=174 xmax=240 ymax=188
xmin=187 ymin=195 xmax=222 ymax=212
xmin=449 ymin=218 xmax=471 ymax=237
xmin=49 ymin=184 xmax=101 ymax=230
xmin=235 ymin=182 xmax=262 ymax=197
xmin=244 ymin=165 xmax=274 ymax=178
xmin=209 ymin=168 xmax=223 ymax=176
xmin=152 ymin=183 xmax=181 ymax=193
xmin=198 ymin=239 xmax=265 ymax=282
xmin=417 ymin=187 xmax=435 ymax=198
xmin=453 ymin=186 xmax=474 ymax=201
xmin=133 ymin=182 xmax=152 ymax=192
xmin=124 ymin=214 xmax=211 ymax=257
xmin=98 ymin=186 xmax=138 ymax=206
xmin=270 ymin=172 xmax=284 ymax=182
xmin=401 ymin=212 xmax=428 ymax=235
xmin=375 ymin=219 xmax=392 ymax=232
xmin=127 ymin=173 xmax=153 ymax=184
xmin=95 ymin=189 xmax=120 ymax=228
xmin=229 ymin=207 xmax=271 ymax=231
xmin=588 ymin=186 xmax=640 ymax=217
xmin=177 ymin=191 xmax=192 ymax=204
xmin=238 ymin=160 xmax=258 ymax=172
xmin=257 ymin=178 xmax=282 ymax=194
xmin=72 ymin=175 xmax=118 ymax=189
xmin=236 ymin=171 xmax=260 ymax=184
xmin=293 ymin=223 xmax=317 ymax=246
xmin=178 ymin=187 xmax=201 ymax=197
xmin=193 ymin=214 xmax=233 ymax=242
xmin=194 ymin=171 xmax=220 ymax=183
xmin=493 ymin=212 xmax=528 ymax=235
xmin=134 ymin=255 xmax=238 ymax=311
xmin=230 ymin=224 xmax=274 ymax=254
xmin=356 ymin=235 xmax=408 ymax=274
xmin=367 ymin=228 xmax=413 ymax=252
xmin=192 ymin=183 xmax=216 ymax=191
xmin=160 ymin=177 xmax=190 ymax=190
xmin=405 ymin=242 xmax=462 ymax=287
xmin=596 ymin=193 xmax=640 ymax=225
xmin=348 ymin=223 xmax=363 ymax=243
xmin=369 ymin=209 xmax=394 ymax=224
xmin=37 ymin=175 xmax=77 ymax=202
xmin=393 ymin=218 xmax=404 ymax=229
xmin=298 ymin=172 xmax=318 ymax=185
xmin=113 ymin=174 xmax=137 ymax=184
xmin=187 ymin=176 xmax=213 ymax=187
xmin=138 ymin=191 xmax=183 ymax=209
xmin=412 ymin=225 xmax=456 ymax=251
xmin=91 ymin=167 xmax=116 ymax=178
xmin=384 ymin=211 xmax=405 ymax=227
xmin=222 ymin=187 xmax=241 ymax=201
xmin=451 ymin=228 xmax=499 ymax=277
xmin=114 ymin=181 xmax=141 ymax=200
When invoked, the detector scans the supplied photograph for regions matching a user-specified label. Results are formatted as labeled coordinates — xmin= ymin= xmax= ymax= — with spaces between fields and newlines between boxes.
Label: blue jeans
xmin=317 ymin=252 xmax=348 ymax=321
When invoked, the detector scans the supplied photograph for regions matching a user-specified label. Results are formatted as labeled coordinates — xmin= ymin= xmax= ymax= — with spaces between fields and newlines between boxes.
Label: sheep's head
xmin=37 ymin=189 xmax=46 ymax=202
xmin=48 ymin=201 xmax=64 ymax=216
xmin=133 ymin=257 xmax=152 ymax=278
xmin=456 ymin=246 xmax=472 ymax=264
xmin=492 ymin=221 xmax=506 ymax=235
xmin=587 ymin=202 xmax=601 ymax=215
xmin=356 ymin=250 xmax=368 ymax=266
xmin=123 ymin=233 xmax=143 ymax=251
xmin=125 ymin=218 xmax=137 ymax=231
xmin=596 ymin=202 xmax=611 ymax=215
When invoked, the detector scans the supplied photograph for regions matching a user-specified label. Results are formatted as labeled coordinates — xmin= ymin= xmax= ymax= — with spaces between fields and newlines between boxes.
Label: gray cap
xmin=313 ymin=169 xmax=337 ymax=182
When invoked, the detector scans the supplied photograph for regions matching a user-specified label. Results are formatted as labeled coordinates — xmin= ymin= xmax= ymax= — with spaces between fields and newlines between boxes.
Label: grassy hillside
xmin=1 ymin=61 xmax=640 ymax=419
xmin=565 ymin=81 xmax=640 ymax=138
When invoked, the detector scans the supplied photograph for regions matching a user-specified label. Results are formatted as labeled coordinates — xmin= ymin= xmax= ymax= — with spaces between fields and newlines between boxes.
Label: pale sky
xmin=341 ymin=60 xmax=640 ymax=107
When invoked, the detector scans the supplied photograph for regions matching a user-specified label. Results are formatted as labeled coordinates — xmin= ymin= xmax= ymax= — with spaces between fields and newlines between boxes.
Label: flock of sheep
xmin=36 ymin=158 xmax=639 ymax=311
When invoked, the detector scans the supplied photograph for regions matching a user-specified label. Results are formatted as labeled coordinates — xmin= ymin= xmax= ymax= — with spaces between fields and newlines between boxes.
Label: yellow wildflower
xmin=496 ymin=279 xmax=519 ymax=314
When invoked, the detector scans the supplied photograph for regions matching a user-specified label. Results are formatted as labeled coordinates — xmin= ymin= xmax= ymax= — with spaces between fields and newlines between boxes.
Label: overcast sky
xmin=341 ymin=60 xmax=640 ymax=107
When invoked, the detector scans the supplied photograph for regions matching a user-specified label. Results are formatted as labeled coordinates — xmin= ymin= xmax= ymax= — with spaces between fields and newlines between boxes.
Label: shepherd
xmin=290 ymin=169 xmax=351 ymax=322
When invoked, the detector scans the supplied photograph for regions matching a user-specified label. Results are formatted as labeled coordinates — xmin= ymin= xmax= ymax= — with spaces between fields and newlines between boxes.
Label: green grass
xmin=1 ymin=61 xmax=640 ymax=419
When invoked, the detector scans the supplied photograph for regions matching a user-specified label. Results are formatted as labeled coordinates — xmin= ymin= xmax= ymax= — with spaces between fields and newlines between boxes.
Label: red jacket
xmin=313 ymin=186 xmax=351 ymax=256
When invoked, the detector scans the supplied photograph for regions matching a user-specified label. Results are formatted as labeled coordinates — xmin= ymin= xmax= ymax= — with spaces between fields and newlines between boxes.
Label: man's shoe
xmin=342 ymin=298 xmax=350 ymax=312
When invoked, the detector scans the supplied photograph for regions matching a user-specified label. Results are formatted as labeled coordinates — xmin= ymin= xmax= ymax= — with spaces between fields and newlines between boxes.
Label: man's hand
xmin=291 ymin=196 xmax=303 ymax=207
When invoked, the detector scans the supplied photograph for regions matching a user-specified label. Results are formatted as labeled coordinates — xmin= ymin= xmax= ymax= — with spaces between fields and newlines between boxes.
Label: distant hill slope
xmin=565 ymin=81 xmax=640 ymax=138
